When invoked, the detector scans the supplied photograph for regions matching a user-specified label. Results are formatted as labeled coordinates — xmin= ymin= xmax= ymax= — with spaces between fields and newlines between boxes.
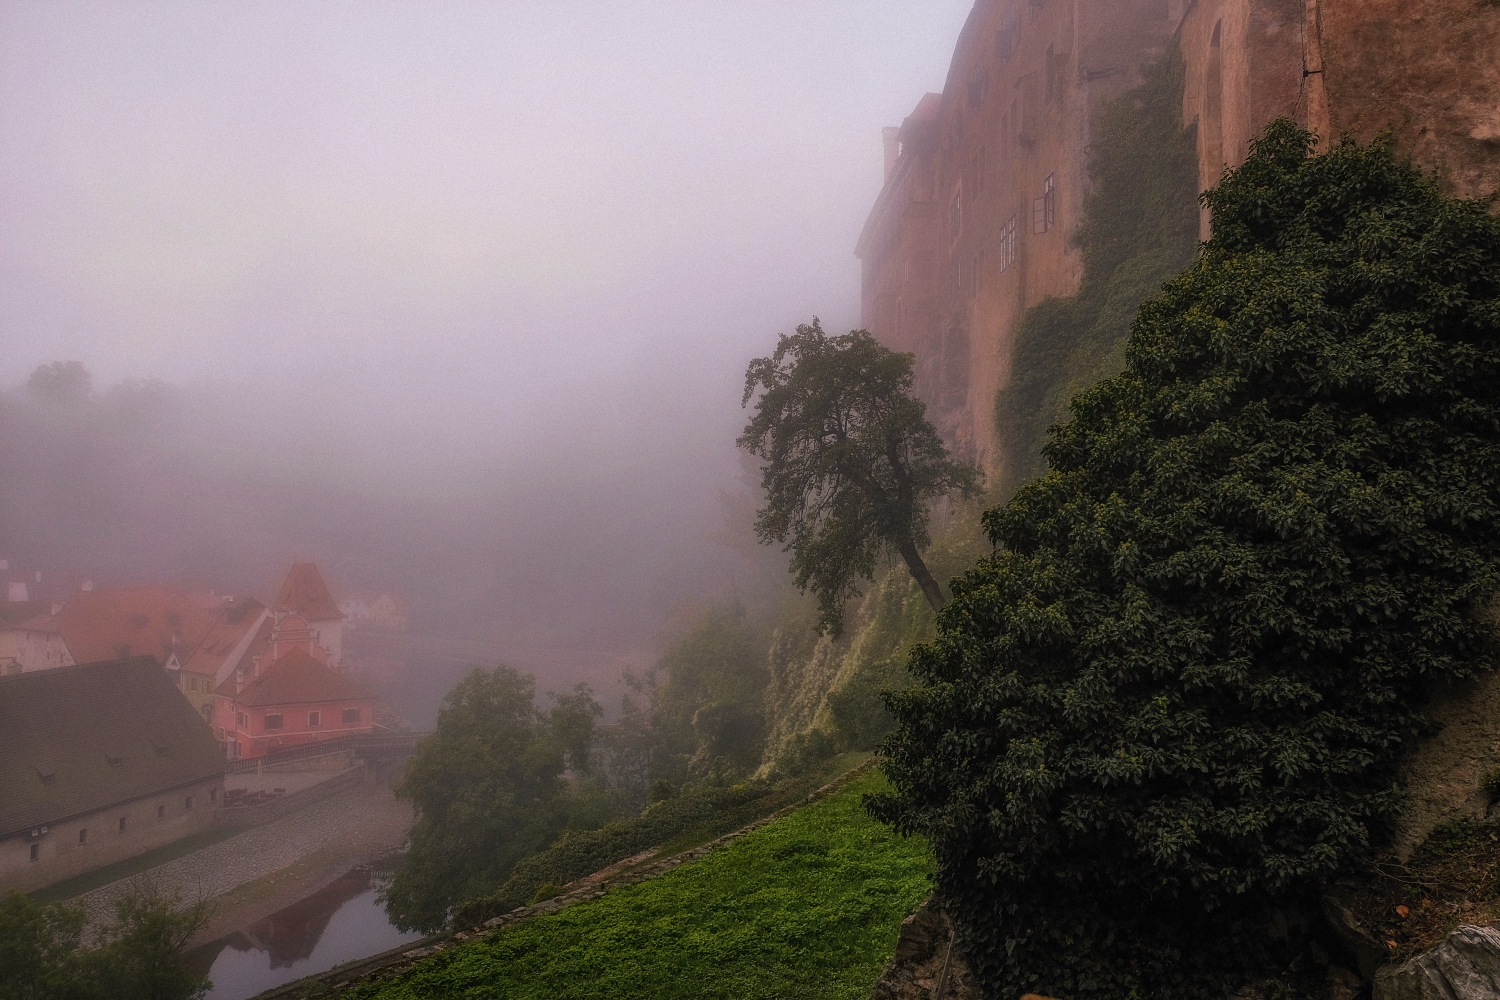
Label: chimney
xmin=81 ymin=579 xmax=92 ymax=592
xmin=882 ymin=127 xmax=901 ymax=182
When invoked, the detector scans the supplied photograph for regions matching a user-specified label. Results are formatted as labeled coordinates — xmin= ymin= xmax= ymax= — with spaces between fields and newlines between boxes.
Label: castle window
xmin=1033 ymin=174 xmax=1055 ymax=234
xmin=343 ymin=707 xmax=361 ymax=725
xmin=308 ymin=710 xmax=322 ymax=728
xmin=970 ymin=147 xmax=987 ymax=198
xmin=1000 ymin=216 xmax=1018 ymax=272
xmin=237 ymin=712 xmax=248 ymax=729
xmin=264 ymin=713 xmax=283 ymax=731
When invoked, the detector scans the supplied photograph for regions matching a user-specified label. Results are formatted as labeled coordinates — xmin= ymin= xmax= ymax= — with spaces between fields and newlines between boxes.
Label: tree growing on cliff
xmin=738 ymin=321 xmax=982 ymax=636
xmin=871 ymin=120 xmax=1500 ymax=998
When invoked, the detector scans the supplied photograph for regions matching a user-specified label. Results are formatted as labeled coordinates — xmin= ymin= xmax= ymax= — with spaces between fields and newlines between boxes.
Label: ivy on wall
xmin=994 ymin=50 xmax=1200 ymax=490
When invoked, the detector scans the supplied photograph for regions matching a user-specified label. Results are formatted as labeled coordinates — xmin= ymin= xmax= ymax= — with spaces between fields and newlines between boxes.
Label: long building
xmin=859 ymin=0 xmax=1500 ymax=474
xmin=0 ymin=658 xmax=226 ymax=894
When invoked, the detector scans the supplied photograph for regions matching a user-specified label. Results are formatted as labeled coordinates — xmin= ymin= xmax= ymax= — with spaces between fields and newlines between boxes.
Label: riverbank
xmin=62 ymin=781 xmax=411 ymax=944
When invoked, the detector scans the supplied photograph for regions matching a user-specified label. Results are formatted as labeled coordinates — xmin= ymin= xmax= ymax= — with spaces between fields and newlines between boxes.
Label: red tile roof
xmin=57 ymin=587 xmax=219 ymax=666
xmin=272 ymin=564 xmax=343 ymax=621
xmin=222 ymin=647 xmax=370 ymax=708
xmin=180 ymin=600 xmax=267 ymax=679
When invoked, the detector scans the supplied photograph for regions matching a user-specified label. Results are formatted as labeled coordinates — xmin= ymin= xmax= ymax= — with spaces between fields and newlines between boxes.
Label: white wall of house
xmin=0 ymin=775 xmax=223 ymax=894
xmin=0 ymin=628 xmax=73 ymax=674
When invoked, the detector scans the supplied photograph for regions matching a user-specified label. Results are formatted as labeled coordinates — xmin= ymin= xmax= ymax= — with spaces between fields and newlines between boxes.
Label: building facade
xmin=213 ymin=615 xmax=374 ymax=760
xmin=272 ymin=564 xmax=346 ymax=668
xmin=860 ymin=0 xmax=1500 ymax=476
xmin=0 ymin=658 xmax=225 ymax=894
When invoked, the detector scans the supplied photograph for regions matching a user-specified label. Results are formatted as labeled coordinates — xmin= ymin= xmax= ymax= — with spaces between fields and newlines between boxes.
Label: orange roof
xmin=57 ymin=587 xmax=218 ymax=666
xmin=180 ymin=599 xmax=268 ymax=679
xmin=221 ymin=647 xmax=370 ymax=708
xmin=273 ymin=564 xmax=343 ymax=621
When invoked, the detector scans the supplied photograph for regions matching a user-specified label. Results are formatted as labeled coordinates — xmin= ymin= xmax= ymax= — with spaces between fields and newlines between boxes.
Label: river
xmin=185 ymin=861 xmax=422 ymax=1000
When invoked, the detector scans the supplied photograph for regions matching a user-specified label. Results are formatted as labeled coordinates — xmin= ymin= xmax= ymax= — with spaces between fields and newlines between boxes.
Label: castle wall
xmin=862 ymin=0 xmax=1498 ymax=480
xmin=858 ymin=0 xmax=1182 ymax=470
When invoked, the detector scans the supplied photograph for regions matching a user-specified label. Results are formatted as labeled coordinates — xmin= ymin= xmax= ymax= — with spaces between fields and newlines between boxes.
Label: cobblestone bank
xmin=75 ymin=784 xmax=402 ymax=932
xmin=255 ymin=757 xmax=880 ymax=999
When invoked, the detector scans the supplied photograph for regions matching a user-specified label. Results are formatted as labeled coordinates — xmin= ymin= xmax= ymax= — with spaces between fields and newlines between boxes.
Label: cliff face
xmin=860 ymin=0 xmax=1500 ymax=484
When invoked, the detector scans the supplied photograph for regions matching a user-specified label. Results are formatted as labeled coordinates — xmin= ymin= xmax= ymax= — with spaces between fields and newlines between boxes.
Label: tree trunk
xmin=899 ymin=541 xmax=945 ymax=613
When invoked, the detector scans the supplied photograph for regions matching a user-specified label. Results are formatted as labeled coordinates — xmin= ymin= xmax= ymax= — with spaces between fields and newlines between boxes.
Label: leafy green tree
xmin=549 ymin=682 xmax=603 ymax=775
xmin=0 ymin=886 xmax=210 ymax=1000
xmin=92 ymin=886 xmax=212 ymax=1000
xmin=24 ymin=361 xmax=92 ymax=407
xmin=872 ymin=121 xmax=1500 ymax=998
xmin=0 ymin=891 xmax=91 ymax=1000
xmin=739 ymin=321 xmax=982 ymax=636
xmin=382 ymin=665 xmax=592 ymax=932
xmin=647 ymin=607 xmax=769 ymax=784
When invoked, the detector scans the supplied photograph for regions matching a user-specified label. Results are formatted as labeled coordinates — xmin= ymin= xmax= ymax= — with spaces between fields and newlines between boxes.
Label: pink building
xmin=213 ymin=614 xmax=373 ymax=760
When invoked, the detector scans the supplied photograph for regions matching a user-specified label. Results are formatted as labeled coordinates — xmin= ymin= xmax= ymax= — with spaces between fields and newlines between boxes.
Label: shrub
xmin=872 ymin=120 xmax=1500 ymax=998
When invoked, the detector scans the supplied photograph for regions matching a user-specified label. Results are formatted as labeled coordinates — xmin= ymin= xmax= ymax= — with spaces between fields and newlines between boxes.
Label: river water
xmin=185 ymin=862 xmax=422 ymax=1000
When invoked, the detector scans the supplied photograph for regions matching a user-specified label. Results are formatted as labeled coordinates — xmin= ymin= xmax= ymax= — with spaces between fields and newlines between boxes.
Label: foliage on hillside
xmin=347 ymin=771 xmax=932 ymax=1000
xmin=0 ymin=884 xmax=211 ymax=1000
xmin=381 ymin=667 xmax=609 ymax=933
xmin=994 ymin=49 xmax=1200 ymax=488
xmin=872 ymin=120 xmax=1500 ymax=999
xmin=638 ymin=607 xmax=770 ymax=787
xmin=451 ymin=752 xmax=869 ymax=928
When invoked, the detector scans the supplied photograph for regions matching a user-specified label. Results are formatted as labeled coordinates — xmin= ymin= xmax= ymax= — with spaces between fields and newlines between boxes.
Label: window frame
xmin=342 ymin=707 xmax=361 ymax=726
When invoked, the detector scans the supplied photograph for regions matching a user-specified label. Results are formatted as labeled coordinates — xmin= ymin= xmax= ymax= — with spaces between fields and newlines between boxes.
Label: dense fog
xmin=0 ymin=2 xmax=973 ymax=725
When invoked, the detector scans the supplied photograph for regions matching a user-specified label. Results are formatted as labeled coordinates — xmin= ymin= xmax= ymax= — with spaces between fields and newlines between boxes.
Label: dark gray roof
xmin=0 ymin=657 xmax=226 ymax=837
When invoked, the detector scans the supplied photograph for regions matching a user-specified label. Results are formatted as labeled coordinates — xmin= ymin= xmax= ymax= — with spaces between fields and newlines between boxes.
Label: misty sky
xmin=2 ymin=3 xmax=971 ymax=480
xmin=1 ymin=3 xmax=976 ymax=691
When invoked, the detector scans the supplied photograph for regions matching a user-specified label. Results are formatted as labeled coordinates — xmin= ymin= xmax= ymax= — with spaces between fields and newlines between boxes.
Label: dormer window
xmin=104 ymin=750 xmax=122 ymax=768
xmin=35 ymin=766 xmax=55 ymax=786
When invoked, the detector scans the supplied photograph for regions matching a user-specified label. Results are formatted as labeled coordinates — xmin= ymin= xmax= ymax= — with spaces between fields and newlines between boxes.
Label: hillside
xmin=322 ymin=769 xmax=931 ymax=1000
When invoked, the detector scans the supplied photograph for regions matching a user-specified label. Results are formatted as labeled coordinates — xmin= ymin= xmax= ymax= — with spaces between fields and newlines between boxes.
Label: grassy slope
xmin=345 ymin=770 xmax=931 ymax=1000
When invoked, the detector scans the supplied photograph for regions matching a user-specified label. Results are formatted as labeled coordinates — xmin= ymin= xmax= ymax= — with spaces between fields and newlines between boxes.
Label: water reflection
xmin=186 ymin=862 xmax=423 ymax=1000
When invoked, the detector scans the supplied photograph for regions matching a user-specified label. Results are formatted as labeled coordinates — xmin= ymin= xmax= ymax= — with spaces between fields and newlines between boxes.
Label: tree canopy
xmin=381 ymin=666 xmax=601 ymax=932
xmin=739 ymin=321 xmax=982 ymax=636
xmin=871 ymin=121 xmax=1500 ymax=998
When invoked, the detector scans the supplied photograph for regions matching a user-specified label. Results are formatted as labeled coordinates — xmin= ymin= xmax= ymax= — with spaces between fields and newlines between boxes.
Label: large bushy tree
xmin=739 ymin=321 xmax=982 ymax=636
xmin=871 ymin=121 xmax=1500 ymax=998
xmin=381 ymin=666 xmax=601 ymax=932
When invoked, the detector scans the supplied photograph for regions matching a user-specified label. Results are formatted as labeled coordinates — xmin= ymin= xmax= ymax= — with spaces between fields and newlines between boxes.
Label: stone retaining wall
xmin=216 ymin=765 xmax=367 ymax=829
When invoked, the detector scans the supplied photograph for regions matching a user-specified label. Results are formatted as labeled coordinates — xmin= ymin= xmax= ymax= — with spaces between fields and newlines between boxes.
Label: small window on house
xmin=308 ymin=710 xmax=321 ymax=728
xmin=237 ymin=712 xmax=248 ymax=729
xmin=78 ymin=828 xmax=87 ymax=845
xmin=210 ymin=787 xmax=217 ymax=803
xmin=1000 ymin=215 xmax=1018 ymax=271
xmin=970 ymin=147 xmax=986 ymax=198
xmin=157 ymin=805 xmax=165 ymax=820
xmin=972 ymin=248 xmax=987 ymax=295
xmin=185 ymin=796 xmax=194 ymax=811
xmin=188 ymin=676 xmax=197 ymax=692
xmin=1046 ymin=44 xmax=1057 ymax=102
xmin=118 ymin=817 xmax=126 ymax=833
xmin=30 ymin=843 xmax=39 ymax=861
xmin=1033 ymin=174 xmax=1055 ymax=234
xmin=342 ymin=707 xmax=360 ymax=725
xmin=264 ymin=713 xmax=283 ymax=731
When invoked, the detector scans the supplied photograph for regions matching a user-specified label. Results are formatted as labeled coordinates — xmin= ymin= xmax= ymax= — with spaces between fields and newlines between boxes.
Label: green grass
xmin=30 ymin=826 xmax=242 ymax=904
xmin=344 ymin=770 xmax=932 ymax=1000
